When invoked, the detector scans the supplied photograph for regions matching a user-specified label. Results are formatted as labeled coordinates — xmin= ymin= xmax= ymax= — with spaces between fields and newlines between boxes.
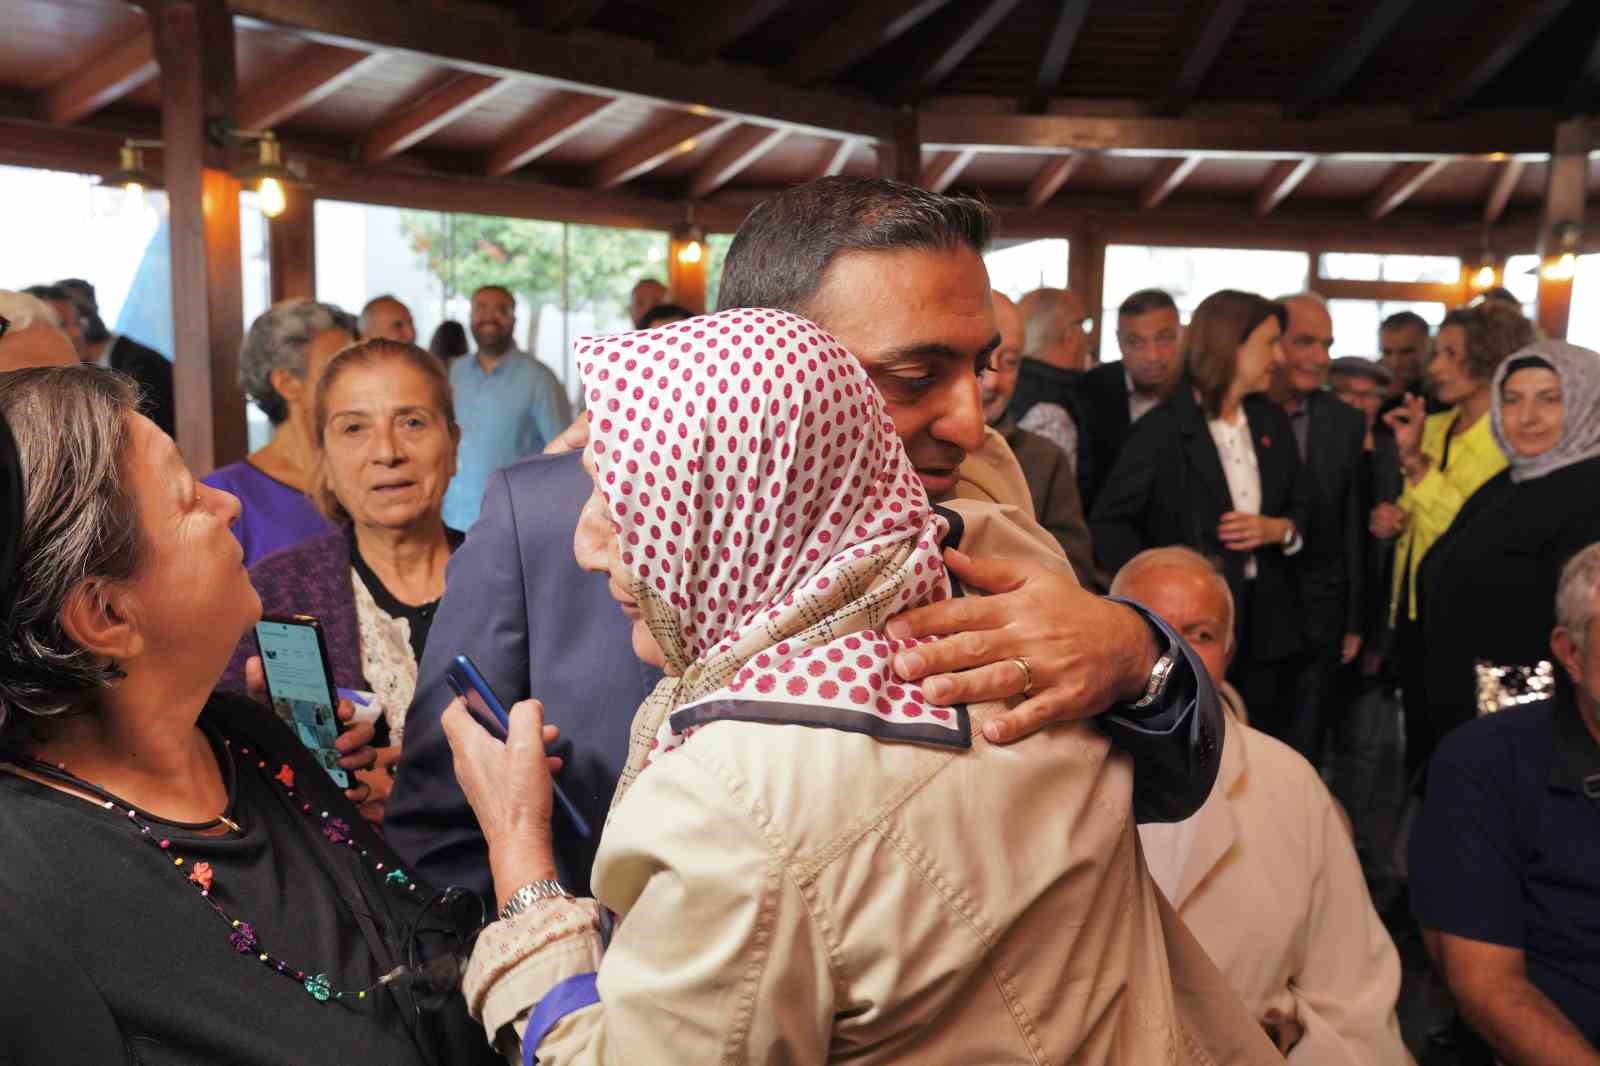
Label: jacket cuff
xmin=464 ymin=899 xmax=605 ymax=1043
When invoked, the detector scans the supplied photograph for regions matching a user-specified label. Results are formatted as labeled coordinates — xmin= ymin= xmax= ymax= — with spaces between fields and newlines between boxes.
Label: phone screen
xmin=255 ymin=618 xmax=349 ymax=789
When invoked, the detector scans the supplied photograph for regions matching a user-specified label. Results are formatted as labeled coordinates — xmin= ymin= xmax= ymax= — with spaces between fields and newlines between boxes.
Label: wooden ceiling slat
xmin=778 ymin=0 xmax=957 ymax=86
xmin=1032 ymin=0 xmax=1093 ymax=110
xmin=1367 ymin=159 xmax=1450 ymax=219
xmin=361 ymin=72 xmax=510 ymax=162
xmin=1291 ymin=0 xmax=1423 ymax=116
xmin=1139 ymin=155 xmax=1201 ymax=210
xmin=484 ymin=91 xmax=624 ymax=176
xmin=1161 ymin=0 xmax=1251 ymax=114
xmin=1025 ymin=153 xmax=1081 ymax=208
xmin=920 ymin=147 xmax=976 ymax=193
xmin=237 ymin=43 xmax=385 ymax=131
xmin=1418 ymin=0 xmax=1575 ymax=118
xmin=893 ymin=0 xmax=1027 ymax=100
xmin=666 ymin=0 xmax=796 ymax=63
xmin=808 ymin=136 xmax=860 ymax=180
xmin=1483 ymin=158 xmax=1526 ymax=226
xmin=591 ymin=111 xmax=740 ymax=188
xmin=688 ymin=123 xmax=788 ymax=198
xmin=1254 ymin=157 xmax=1314 ymax=216
xmin=44 ymin=27 xmax=157 ymax=125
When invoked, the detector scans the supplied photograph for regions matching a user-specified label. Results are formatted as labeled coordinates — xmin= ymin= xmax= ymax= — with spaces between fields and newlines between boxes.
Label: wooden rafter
xmin=778 ymin=0 xmax=957 ymax=85
xmin=590 ymin=112 xmax=739 ymax=188
xmin=919 ymin=148 xmax=976 ymax=193
xmin=1291 ymin=0 xmax=1422 ymax=115
xmin=665 ymin=0 xmax=795 ymax=63
xmin=687 ymin=123 xmax=788 ymax=198
xmin=361 ymin=72 xmax=509 ymax=162
xmin=1025 ymin=153 xmax=1081 ymax=207
xmin=44 ymin=28 xmax=158 ymax=125
xmin=485 ymin=92 xmax=623 ymax=176
xmin=808 ymin=137 xmax=859 ymax=180
xmin=893 ymin=0 xmax=1027 ymax=100
xmin=1419 ymin=0 xmax=1575 ymax=118
xmin=1139 ymin=156 xmax=1201 ymax=209
xmin=1254 ymin=158 xmax=1315 ymax=216
xmin=1483 ymin=158 xmax=1526 ymax=226
xmin=540 ymin=0 xmax=610 ymax=32
xmin=1366 ymin=159 xmax=1449 ymax=219
xmin=1161 ymin=0 xmax=1251 ymax=114
xmin=238 ymin=44 xmax=384 ymax=131
xmin=1032 ymin=0 xmax=1093 ymax=110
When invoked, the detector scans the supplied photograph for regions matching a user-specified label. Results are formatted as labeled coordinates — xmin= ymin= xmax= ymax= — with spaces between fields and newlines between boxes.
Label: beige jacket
xmin=464 ymin=502 xmax=1277 ymax=1064
xmin=1139 ymin=689 xmax=1412 ymax=1064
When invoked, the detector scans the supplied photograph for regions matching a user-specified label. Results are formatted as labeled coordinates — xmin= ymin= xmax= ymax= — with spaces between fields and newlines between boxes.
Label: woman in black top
xmin=1420 ymin=340 xmax=1600 ymax=743
xmin=0 ymin=367 xmax=497 ymax=1066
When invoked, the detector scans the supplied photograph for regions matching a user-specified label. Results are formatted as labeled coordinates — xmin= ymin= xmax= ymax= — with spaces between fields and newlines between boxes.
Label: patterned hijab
xmin=1490 ymin=339 xmax=1600 ymax=483
xmin=576 ymin=309 xmax=967 ymax=785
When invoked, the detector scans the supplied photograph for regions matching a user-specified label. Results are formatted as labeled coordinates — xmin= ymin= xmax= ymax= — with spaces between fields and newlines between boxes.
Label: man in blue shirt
xmin=441 ymin=285 xmax=572 ymax=529
xmin=1411 ymin=541 xmax=1600 ymax=1063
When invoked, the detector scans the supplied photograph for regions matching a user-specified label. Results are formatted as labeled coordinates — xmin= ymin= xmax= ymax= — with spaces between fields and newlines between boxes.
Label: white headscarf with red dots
xmin=576 ymin=308 xmax=968 ymax=773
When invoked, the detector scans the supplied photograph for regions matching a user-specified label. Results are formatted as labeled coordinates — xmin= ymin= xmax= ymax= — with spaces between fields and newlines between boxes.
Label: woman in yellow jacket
xmin=1371 ymin=301 xmax=1534 ymax=780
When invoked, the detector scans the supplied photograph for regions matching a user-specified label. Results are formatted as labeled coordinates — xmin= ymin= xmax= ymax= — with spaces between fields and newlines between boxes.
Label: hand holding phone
xmin=255 ymin=615 xmax=350 ymax=789
xmin=446 ymin=655 xmax=592 ymax=840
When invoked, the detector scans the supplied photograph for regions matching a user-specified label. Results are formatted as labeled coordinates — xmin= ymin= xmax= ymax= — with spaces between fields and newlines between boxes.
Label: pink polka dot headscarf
xmin=576 ymin=308 xmax=970 ymax=751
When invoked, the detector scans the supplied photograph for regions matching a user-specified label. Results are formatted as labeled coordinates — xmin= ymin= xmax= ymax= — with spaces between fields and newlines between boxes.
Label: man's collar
xmin=1548 ymin=689 xmax=1600 ymax=797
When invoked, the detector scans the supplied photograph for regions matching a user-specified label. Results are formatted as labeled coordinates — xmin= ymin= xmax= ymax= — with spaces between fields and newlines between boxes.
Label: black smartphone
xmin=255 ymin=614 xmax=350 ymax=789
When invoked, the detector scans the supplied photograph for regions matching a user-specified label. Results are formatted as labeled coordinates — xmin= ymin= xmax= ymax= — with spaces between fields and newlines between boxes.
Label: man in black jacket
xmin=56 ymin=278 xmax=176 ymax=438
xmin=1270 ymin=292 xmax=1367 ymax=766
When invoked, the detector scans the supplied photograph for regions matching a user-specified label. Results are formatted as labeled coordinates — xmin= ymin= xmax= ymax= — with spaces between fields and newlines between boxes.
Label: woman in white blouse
xmin=1091 ymin=289 xmax=1314 ymax=730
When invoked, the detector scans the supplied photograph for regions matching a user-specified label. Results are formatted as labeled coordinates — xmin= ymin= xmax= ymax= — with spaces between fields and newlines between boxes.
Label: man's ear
xmin=58 ymin=578 xmax=144 ymax=666
xmin=1553 ymin=627 xmax=1584 ymax=689
xmin=270 ymin=367 xmax=306 ymax=411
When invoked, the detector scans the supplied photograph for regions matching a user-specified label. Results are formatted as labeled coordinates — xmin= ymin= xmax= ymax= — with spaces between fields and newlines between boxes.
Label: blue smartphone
xmin=446 ymin=654 xmax=592 ymax=840
xmin=255 ymin=615 xmax=350 ymax=789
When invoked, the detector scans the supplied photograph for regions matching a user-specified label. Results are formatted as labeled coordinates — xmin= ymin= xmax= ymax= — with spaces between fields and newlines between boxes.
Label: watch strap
xmin=498 ymin=878 xmax=574 ymax=922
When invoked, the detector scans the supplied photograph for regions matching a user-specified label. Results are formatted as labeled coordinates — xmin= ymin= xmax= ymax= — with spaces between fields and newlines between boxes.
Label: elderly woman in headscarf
xmin=439 ymin=310 xmax=1276 ymax=1064
xmin=1418 ymin=339 xmax=1600 ymax=744
xmin=203 ymin=299 xmax=359 ymax=566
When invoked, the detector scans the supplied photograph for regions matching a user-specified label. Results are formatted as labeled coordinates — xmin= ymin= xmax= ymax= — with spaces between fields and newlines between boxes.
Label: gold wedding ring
xmin=1011 ymin=657 xmax=1033 ymax=697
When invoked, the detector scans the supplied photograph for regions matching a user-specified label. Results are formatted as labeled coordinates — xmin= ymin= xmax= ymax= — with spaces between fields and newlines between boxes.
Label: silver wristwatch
xmin=498 ymin=878 xmax=574 ymax=922
xmin=1128 ymin=650 xmax=1177 ymax=711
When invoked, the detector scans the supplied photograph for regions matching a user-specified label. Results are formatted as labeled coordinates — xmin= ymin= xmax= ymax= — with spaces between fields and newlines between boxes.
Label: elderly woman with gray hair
xmin=203 ymin=298 xmax=358 ymax=566
xmin=0 ymin=366 xmax=497 ymax=1066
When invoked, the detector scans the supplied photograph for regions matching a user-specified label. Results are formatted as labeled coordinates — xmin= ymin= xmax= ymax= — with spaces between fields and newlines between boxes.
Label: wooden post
xmin=876 ymin=110 xmax=920 ymax=185
xmin=269 ymin=193 xmax=317 ymax=303
xmin=667 ymin=234 xmax=708 ymax=314
xmin=149 ymin=0 xmax=246 ymax=474
xmin=1537 ymin=121 xmax=1588 ymax=340
xmin=1068 ymin=231 xmax=1106 ymax=364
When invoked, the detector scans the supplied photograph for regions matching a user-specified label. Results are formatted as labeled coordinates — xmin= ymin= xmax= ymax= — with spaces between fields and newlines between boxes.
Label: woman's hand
xmin=1217 ymin=512 xmax=1289 ymax=552
xmin=244 ymin=655 xmax=268 ymax=703
xmin=334 ymin=699 xmax=377 ymax=805
xmin=441 ymin=697 xmax=565 ymax=909
xmin=354 ymin=746 xmax=401 ymax=824
xmin=1369 ymin=501 xmax=1408 ymax=539
xmin=1383 ymin=392 xmax=1426 ymax=461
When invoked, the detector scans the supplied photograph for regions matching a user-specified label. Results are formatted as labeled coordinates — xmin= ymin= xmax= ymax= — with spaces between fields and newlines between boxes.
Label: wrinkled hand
xmin=1383 ymin=392 xmax=1426 ymax=460
xmin=442 ymin=697 xmax=564 ymax=908
xmin=885 ymin=549 xmax=1159 ymax=745
xmin=334 ymin=699 xmax=377 ymax=805
xmin=1341 ymin=633 xmax=1363 ymax=665
xmin=544 ymin=411 xmax=590 ymax=455
xmin=1217 ymin=511 xmax=1289 ymax=552
xmin=1369 ymin=501 xmax=1408 ymax=539
xmin=354 ymin=745 xmax=401 ymax=825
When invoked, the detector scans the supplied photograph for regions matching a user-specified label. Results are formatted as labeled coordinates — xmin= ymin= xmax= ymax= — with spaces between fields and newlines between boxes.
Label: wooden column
xmin=268 ymin=192 xmax=317 ymax=303
xmin=1537 ymin=121 xmax=1588 ymax=340
xmin=876 ymin=111 xmax=920 ymax=185
xmin=1068 ymin=231 xmax=1106 ymax=364
xmin=667 ymin=235 xmax=707 ymax=314
xmin=148 ymin=0 xmax=246 ymax=474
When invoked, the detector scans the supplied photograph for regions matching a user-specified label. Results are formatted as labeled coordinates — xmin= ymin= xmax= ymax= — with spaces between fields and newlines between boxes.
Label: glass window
xmin=1326 ymin=300 xmax=1445 ymax=359
xmin=1320 ymin=252 xmax=1460 ymax=283
xmin=1099 ymin=245 xmax=1309 ymax=362
xmin=1501 ymin=254 xmax=1541 ymax=320
xmin=984 ymin=238 xmax=1069 ymax=301
xmin=705 ymin=233 xmax=734 ymax=311
xmin=1567 ymin=255 xmax=1600 ymax=351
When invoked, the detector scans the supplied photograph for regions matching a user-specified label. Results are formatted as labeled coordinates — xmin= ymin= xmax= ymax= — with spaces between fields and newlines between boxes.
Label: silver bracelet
xmin=498 ymin=878 xmax=574 ymax=922
xmin=1128 ymin=651 xmax=1177 ymax=711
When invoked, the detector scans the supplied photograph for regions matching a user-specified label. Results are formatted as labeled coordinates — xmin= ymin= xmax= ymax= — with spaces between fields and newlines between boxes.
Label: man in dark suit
xmin=1270 ymin=293 xmax=1368 ymax=767
xmin=1073 ymin=288 xmax=1184 ymax=513
xmin=388 ymin=178 xmax=1225 ymax=901
xmin=55 ymin=278 xmax=176 ymax=438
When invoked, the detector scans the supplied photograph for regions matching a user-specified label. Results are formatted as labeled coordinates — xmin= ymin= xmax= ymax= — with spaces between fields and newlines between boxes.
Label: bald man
xmin=359 ymin=295 xmax=417 ymax=344
xmin=0 ymin=291 xmax=77 ymax=372
xmin=980 ymin=291 xmax=1102 ymax=590
xmin=629 ymin=278 xmax=668 ymax=328
xmin=1117 ymin=547 xmax=1409 ymax=1063
xmin=1004 ymin=288 xmax=1092 ymax=494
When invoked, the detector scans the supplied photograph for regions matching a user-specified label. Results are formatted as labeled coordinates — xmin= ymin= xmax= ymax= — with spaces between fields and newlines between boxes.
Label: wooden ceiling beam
xmin=590 ymin=112 xmax=739 ymax=188
xmin=229 ymin=0 xmax=894 ymax=140
xmin=1291 ymin=0 xmax=1422 ymax=116
xmin=1139 ymin=156 xmax=1201 ymax=209
xmin=1161 ymin=0 xmax=1251 ymax=114
xmin=1031 ymin=0 xmax=1093 ymax=110
xmin=1025 ymin=153 xmax=1081 ymax=207
xmin=44 ymin=28 xmax=158 ymax=125
xmin=361 ymin=72 xmax=510 ymax=162
xmin=1483 ymin=158 xmax=1526 ymax=226
xmin=665 ymin=0 xmax=795 ymax=63
xmin=238 ymin=44 xmax=384 ymax=131
xmin=485 ymin=91 xmax=623 ymax=176
xmin=687 ymin=123 xmax=788 ymax=198
xmin=893 ymin=0 xmax=1027 ymax=100
xmin=1254 ymin=157 xmax=1315 ymax=216
xmin=539 ymin=0 xmax=610 ymax=32
xmin=1418 ymin=0 xmax=1575 ymax=118
xmin=919 ymin=147 xmax=976 ymax=193
xmin=778 ymin=0 xmax=957 ymax=85
xmin=808 ymin=137 xmax=860 ymax=180
xmin=1366 ymin=159 xmax=1450 ymax=219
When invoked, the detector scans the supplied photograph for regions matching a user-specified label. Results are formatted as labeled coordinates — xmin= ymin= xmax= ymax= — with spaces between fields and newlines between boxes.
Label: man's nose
xmin=933 ymin=376 xmax=989 ymax=455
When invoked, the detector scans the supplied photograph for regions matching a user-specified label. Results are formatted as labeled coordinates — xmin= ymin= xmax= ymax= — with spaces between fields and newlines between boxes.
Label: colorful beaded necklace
xmin=13 ymin=732 xmax=420 ymax=1004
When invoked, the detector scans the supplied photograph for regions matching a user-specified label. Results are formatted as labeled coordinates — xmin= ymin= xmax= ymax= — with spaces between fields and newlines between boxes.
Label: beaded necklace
xmin=13 ymin=732 xmax=420 ymax=1004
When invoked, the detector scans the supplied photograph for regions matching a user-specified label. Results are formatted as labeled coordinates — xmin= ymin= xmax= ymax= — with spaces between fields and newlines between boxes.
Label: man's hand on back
xmin=886 ymin=549 xmax=1160 ymax=744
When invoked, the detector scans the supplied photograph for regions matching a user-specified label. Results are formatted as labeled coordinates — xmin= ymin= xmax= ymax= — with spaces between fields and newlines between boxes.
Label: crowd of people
xmin=2 ymin=175 xmax=1599 ymax=1065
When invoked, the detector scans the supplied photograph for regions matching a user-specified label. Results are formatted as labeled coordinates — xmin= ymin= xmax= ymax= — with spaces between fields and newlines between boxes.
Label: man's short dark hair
xmin=717 ymin=177 xmax=993 ymax=314
xmin=1117 ymin=288 xmax=1178 ymax=318
xmin=638 ymin=303 xmax=695 ymax=329
xmin=1380 ymin=310 xmax=1429 ymax=335
xmin=22 ymin=285 xmax=70 ymax=304
xmin=472 ymin=284 xmax=514 ymax=304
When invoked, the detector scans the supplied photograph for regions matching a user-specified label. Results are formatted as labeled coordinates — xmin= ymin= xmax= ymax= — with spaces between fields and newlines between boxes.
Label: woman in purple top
xmin=202 ymin=299 xmax=358 ymax=565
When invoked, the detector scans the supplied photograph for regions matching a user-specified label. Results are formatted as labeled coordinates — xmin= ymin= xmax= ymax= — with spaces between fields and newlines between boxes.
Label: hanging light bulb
xmin=122 ymin=180 xmax=147 ymax=215
xmin=1542 ymin=252 xmax=1577 ymax=282
xmin=257 ymin=175 xmax=287 ymax=219
xmin=233 ymin=132 xmax=305 ymax=220
xmin=677 ymin=238 xmax=704 ymax=265
xmin=1540 ymin=221 xmax=1581 ymax=282
xmin=99 ymin=141 xmax=163 ymax=215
